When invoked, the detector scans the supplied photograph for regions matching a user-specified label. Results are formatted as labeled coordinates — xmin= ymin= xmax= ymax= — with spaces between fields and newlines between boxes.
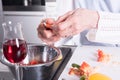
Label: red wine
xmin=3 ymin=39 xmax=27 ymax=63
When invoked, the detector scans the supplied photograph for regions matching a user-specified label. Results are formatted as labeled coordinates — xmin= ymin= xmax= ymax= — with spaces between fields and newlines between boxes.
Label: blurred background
xmin=0 ymin=0 xmax=57 ymax=48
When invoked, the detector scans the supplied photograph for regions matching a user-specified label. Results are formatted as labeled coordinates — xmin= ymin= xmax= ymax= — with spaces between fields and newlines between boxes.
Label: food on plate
xmin=68 ymin=49 xmax=113 ymax=80
xmin=68 ymin=62 xmax=97 ymax=80
xmin=97 ymin=49 xmax=111 ymax=62
xmin=88 ymin=73 xmax=112 ymax=80
xmin=29 ymin=59 xmax=39 ymax=65
xmin=24 ymin=59 xmax=45 ymax=65
xmin=80 ymin=62 xmax=94 ymax=76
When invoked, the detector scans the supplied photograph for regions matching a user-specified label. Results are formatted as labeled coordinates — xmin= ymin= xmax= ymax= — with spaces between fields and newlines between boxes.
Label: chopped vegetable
xmin=80 ymin=62 xmax=90 ymax=71
xmin=68 ymin=68 xmax=80 ymax=75
xmin=29 ymin=59 xmax=39 ymax=65
xmin=97 ymin=49 xmax=111 ymax=62
xmin=68 ymin=49 xmax=112 ymax=80
xmin=80 ymin=75 xmax=86 ymax=80
xmin=69 ymin=61 xmax=95 ymax=80
xmin=72 ymin=63 xmax=80 ymax=69
xmin=68 ymin=68 xmax=75 ymax=75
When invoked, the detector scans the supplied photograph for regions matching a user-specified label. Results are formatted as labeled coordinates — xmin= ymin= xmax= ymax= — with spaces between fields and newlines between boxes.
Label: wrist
xmin=92 ymin=11 xmax=100 ymax=29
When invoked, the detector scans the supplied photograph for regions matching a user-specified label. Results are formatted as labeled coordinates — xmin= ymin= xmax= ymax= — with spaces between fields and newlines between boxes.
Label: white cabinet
xmin=4 ymin=11 xmax=45 ymax=44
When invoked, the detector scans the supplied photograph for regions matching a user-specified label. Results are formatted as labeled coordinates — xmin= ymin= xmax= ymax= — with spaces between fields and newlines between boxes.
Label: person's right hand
xmin=37 ymin=18 xmax=61 ymax=45
xmin=55 ymin=8 xmax=99 ymax=37
xmin=37 ymin=8 xmax=99 ymax=45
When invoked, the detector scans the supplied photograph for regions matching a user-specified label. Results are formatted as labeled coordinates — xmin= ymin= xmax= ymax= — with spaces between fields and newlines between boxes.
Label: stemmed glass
xmin=2 ymin=21 xmax=28 ymax=80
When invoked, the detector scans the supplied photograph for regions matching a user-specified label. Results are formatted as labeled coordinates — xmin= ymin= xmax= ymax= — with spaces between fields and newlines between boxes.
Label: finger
xmin=46 ymin=18 xmax=55 ymax=25
xmin=38 ymin=32 xmax=60 ymax=44
xmin=45 ymin=18 xmax=55 ymax=29
xmin=37 ymin=19 xmax=47 ymax=30
xmin=62 ymin=25 xmax=88 ymax=38
xmin=38 ymin=33 xmax=53 ymax=44
xmin=37 ymin=23 xmax=46 ymax=38
xmin=59 ymin=26 xmax=73 ymax=37
xmin=56 ymin=10 xmax=74 ymax=23
xmin=37 ymin=30 xmax=52 ymax=42
xmin=48 ymin=35 xmax=60 ymax=42
xmin=57 ymin=17 xmax=73 ymax=31
xmin=37 ymin=26 xmax=53 ymax=39
xmin=42 ymin=30 xmax=53 ymax=39
xmin=58 ymin=24 xmax=79 ymax=38
xmin=37 ymin=23 xmax=45 ymax=31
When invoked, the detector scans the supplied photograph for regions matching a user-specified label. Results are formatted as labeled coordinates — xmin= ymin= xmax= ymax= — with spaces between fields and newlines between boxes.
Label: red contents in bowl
xmin=29 ymin=60 xmax=39 ymax=65
xmin=26 ymin=59 xmax=46 ymax=65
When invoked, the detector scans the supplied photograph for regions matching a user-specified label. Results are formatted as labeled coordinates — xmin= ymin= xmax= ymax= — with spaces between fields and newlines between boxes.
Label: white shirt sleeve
xmin=87 ymin=12 xmax=120 ymax=44
xmin=98 ymin=12 xmax=120 ymax=28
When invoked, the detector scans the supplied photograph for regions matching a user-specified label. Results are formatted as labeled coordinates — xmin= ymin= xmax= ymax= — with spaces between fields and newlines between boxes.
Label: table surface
xmin=1 ymin=45 xmax=120 ymax=80
xmin=0 ymin=49 xmax=15 ymax=80
xmin=58 ymin=46 xmax=120 ymax=80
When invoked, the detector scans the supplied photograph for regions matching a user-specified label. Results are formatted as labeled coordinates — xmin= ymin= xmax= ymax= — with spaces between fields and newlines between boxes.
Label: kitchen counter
xmin=0 ymin=45 xmax=76 ymax=80
xmin=0 ymin=48 xmax=14 ymax=80
xmin=2 ymin=45 xmax=120 ymax=80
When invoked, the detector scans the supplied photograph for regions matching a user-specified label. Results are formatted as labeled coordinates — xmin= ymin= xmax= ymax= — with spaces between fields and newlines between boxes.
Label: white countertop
xmin=58 ymin=46 xmax=120 ymax=80
xmin=0 ymin=62 xmax=9 ymax=72
xmin=0 ymin=62 xmax=14 ymax=80
xmin=0 ymin=49 xmax=9 ymax=72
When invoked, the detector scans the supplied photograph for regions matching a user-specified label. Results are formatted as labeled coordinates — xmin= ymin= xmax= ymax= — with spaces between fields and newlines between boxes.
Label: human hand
xmin=55 ymin=8 xmax=99 ymax=37
xmin=37 ymin=18 xmax=60 ymax=45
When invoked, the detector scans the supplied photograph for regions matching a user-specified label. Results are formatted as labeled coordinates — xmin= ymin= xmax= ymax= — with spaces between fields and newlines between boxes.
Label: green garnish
xmin=72 ymin=63 xmax=80 ymax=69
xmin=80 ymin=75 xmax=86 ymax=80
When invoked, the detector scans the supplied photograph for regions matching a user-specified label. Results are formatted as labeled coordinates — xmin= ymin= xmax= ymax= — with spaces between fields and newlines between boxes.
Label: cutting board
xmin=58 ymin=46 xmax=120 ymax=80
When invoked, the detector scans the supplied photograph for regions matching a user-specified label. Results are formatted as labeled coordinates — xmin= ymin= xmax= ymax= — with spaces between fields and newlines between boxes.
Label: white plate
xmin=58 ymin=46 xmax=120 ymax=80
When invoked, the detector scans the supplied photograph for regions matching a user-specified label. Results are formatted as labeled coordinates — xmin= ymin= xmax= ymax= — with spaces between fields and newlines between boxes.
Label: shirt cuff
xmin=95 ymin=12 xmax=120 ymax=44
xmin=98 ymin=12 xmax=120 ymax=30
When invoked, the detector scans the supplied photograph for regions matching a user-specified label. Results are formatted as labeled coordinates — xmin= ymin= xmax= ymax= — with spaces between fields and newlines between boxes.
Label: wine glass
xmin=2 ymin=21 xmax=28 ymax=80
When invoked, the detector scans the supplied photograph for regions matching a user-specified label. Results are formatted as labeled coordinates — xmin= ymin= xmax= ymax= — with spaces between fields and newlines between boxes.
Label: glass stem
xmin=15 ymin=63 xmax=20 ymax=80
